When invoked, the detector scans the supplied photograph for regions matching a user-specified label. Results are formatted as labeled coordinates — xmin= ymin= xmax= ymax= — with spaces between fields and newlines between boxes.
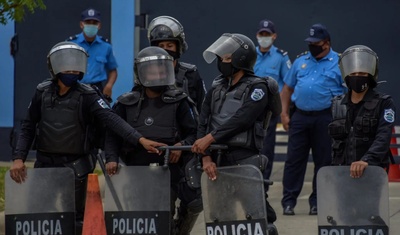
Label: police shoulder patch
xmin=97 ymin=98 xmax=110 ymax=109
xmin=286 ymin=60 xmax=292 ymax=69
xmin=384 ymin=108 xmax=395 ymax=123
xmin=250 ymin=88 xmax=265 ymax=101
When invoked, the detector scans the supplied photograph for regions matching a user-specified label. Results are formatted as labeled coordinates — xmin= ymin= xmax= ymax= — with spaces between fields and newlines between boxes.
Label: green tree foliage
xmin=0 ymin=0 xmax=45 ymax=25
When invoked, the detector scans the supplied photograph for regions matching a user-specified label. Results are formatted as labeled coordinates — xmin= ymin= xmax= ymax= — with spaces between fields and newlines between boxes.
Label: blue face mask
xmin=83 ymin=24 xmax=99 ymax=37
xmin=57 ymin=73 xmax=81 ymax=87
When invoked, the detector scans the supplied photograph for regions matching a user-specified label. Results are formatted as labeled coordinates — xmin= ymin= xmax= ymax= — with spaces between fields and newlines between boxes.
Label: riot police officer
xmin=148 ymin=16 xmax=207 ymax=112
xmin=191 ymin=33 xmax=281 ymax=235
xmin=104 ymin=47 xmax=201 ymax=235
xmin=329 ymin=45 xmax=396 ymax=177
xmin=9 ymin=41 xmax=164 ymax=234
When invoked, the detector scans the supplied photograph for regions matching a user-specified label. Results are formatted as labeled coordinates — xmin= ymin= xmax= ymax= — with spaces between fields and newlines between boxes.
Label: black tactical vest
xmin=210 ymin=76 xmax=267 ymax=150
xmin=330 ymin=92 xmax=389 ymax=165
xmin=36 ymin=81 xmax=91 ymax=154
xmin=118 ymin=89 xmax=188 ymax=145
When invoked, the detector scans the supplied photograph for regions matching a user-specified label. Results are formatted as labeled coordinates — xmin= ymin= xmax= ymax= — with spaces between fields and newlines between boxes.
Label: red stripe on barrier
xmin=389 ymin=127 xmax=400 ymax=182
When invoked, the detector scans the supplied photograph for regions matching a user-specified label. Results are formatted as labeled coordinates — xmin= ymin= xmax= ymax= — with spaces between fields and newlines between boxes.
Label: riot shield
xmin=317 ymin=166 xmax=389 ymax=235
xmin=201 ymin=165 xmax=268 ymax=235
xmin=5 ymin=168 xmax=75 ymax=235
xmin=104 ymin=165 xmax=170 ymax=235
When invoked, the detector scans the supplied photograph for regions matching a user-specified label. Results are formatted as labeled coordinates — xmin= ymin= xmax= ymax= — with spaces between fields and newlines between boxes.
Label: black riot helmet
xmin=203 ymin=33 xmax=256 ymax=72
xmin=339 ymin=45 xmax=379 ymax=88
xmin=147 ymin=16 xmax=188 ymax=57
xmin=47 ymin=41 xmax=88 ymax=78
xmin=134 ymin=46 xmax=175 ymax=88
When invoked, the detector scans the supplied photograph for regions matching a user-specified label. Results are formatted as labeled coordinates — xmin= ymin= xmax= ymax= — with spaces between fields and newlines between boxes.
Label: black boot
xmin=175 ymin=199 xmax=203 ymax=235
xmin=267 ymin=223 xmax=279 ymax=235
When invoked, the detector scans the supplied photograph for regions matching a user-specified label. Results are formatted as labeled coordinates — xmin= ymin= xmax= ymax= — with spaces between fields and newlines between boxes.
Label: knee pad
xmin=186 ymin=198 xmax=203 ymax=215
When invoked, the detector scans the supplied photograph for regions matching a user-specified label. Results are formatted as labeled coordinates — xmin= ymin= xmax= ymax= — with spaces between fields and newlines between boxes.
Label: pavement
xmin=1 ymin=161 xmax=400 ymax=235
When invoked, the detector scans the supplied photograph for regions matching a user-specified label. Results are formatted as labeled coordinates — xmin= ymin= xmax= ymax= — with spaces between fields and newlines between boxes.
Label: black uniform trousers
xmin=261 ymin=116 xmax=279 ymax=191
xmin=281 ymin=108 xmax=332 ymax=209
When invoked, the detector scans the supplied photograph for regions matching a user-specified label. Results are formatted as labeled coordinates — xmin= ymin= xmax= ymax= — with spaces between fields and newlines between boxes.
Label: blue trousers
xmin=281 ymin=110 xmax=332 ymax=208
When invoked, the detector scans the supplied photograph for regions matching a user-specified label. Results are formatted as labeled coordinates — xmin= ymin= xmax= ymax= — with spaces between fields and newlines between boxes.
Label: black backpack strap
xmin=176 ymin=66 xmax=190 ymax=95
xmin=68 ymin=90 xmax=81 ymax=109
xmin=233 ymin=80 xmax=252 ymax=100
xmin=68 ymin=89 xmax=86 ymax=134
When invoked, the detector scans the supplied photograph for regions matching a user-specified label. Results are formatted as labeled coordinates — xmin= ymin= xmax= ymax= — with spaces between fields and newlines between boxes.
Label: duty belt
xmin=37 ymin=151 xmax=83 ymax=165
xmin=295 ymin=106 xmax=331 ymax=116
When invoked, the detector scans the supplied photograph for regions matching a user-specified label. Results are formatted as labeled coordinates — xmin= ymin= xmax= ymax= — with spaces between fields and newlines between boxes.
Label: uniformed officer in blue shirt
xmin=280 ymin=23 xmax=345 ymax=216
xmin=254 ymin=20 xmax=291 ymax=92
xmin=253 ymin=19 xmax=291 ymax=189
xmin=68 ymin=8 xmax=118 ymax=100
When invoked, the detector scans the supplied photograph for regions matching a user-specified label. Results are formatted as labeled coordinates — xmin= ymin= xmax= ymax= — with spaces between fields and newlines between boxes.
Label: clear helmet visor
xmin=49 ymin=45 xmax=87 ymax=75
xmin=340 ymin=47 xmax=377 ymax=78
xmin=147 ymin=16 xmax=183 ymax=38
xmin=136 ymin=55 xmax=175 ymax=87
xmin=203 ymin=33 xmax=241 ymax=64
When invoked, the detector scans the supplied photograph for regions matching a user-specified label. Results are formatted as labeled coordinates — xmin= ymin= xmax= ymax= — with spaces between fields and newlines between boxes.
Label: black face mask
xmin=346 ymin=75 xmax=370 ymax=93
xmin=308 ymin=44 xmax=324 ymax=58
xmin=57 ymin=73 xmax=82 ymax=87
xmin=147 ymin=86 xmax=166 ymax=93
xmin=217 ymin=60 xmax=240 ymax=78
xmin=165 ymin=49 xmax=180 ymax=60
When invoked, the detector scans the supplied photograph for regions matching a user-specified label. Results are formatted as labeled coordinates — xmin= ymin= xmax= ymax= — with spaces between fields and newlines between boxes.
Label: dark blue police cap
xmin=81 ymin=8 xmax=101 ymax=22
xmin=257 ymin=20 xmax=276 ymax=34
xmin=305 ymin=23 xmax=330 ymax=43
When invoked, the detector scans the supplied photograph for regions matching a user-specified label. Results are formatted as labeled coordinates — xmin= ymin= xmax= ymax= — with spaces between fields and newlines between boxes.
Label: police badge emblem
xmin=97 ymin=99 xmax=110 ymax=109
xmin=145 ymin=117 xmax=154 ymax=126
xmin=384 ymin=109 xmax=395 ymax=123
xmin=250 ymin=88 xmax=265 ymax=101
xmin=88 ymin=9 xmax=95 ymax=16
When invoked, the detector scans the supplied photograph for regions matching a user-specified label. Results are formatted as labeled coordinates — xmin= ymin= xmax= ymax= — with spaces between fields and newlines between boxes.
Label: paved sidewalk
xmin=1 ymin=162 xmax=400 ymax=235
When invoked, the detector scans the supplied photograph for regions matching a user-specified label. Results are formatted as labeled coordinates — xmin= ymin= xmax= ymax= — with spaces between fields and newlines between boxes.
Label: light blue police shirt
xmin=69 ymin=33 xmax=118 ymax=84
xmin=283 ymin=48 xmax=344 ymax=111
xmin=254 ymin=45 xmax=291 ymax=92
